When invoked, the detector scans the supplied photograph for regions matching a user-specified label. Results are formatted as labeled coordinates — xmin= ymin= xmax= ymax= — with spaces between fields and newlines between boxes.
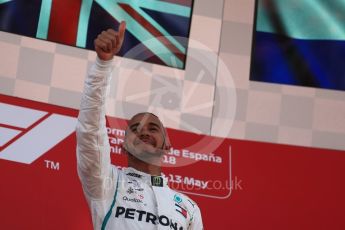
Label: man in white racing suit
xmin=76 ymin=21 xmax=204 ymax=230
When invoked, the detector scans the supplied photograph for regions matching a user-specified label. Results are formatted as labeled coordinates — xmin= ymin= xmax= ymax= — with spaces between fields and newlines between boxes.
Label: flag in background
xmin=0 ymin=0 xmax=194 ymax=69
xmin=251 ymin=0 xmax=345 ymax=91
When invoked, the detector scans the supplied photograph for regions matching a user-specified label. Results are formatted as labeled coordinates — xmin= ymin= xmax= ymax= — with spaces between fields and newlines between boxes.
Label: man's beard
xmin=123 ymin=140 xmax=165 ymax=165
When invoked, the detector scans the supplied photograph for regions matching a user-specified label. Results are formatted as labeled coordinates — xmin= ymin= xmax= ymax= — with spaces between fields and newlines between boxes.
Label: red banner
xmin=1 ymin=94 xmax=345 ymax=230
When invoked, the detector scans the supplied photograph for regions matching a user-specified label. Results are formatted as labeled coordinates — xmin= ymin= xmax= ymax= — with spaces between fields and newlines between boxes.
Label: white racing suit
xmin=76 ymin=58 xmax=204 ymax=230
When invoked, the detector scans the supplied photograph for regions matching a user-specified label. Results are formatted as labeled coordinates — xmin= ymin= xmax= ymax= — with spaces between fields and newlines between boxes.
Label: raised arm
xmin=76 ymin=22 xmax=126 ymax=200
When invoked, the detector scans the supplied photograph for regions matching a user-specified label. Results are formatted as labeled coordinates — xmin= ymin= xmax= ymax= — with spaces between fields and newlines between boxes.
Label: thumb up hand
xmin=94 ymin=21 xmax=126 ymax=61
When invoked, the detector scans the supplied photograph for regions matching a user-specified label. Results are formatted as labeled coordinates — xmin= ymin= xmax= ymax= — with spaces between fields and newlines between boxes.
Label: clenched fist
xmin=94 ymin=21 xmax=126 ymax=61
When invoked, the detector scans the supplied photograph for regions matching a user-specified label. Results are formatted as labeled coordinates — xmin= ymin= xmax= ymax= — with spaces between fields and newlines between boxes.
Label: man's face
xmin=123 ymin=113 xmax=167 ymax=161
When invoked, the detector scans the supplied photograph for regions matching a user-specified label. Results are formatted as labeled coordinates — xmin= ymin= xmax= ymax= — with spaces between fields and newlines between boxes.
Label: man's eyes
xmin=130 ymin=126 xmax=138 ymax=132
xmin=130 ymin=126 xmax=159 ymax=132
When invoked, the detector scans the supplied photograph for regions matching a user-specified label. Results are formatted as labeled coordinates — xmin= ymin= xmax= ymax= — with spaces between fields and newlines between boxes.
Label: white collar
xmin=124 ymin=167 xmax=169 ymax=187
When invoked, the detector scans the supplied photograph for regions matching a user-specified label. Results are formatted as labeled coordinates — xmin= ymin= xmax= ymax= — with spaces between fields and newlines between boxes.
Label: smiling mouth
xmin=139 ymin=139 xmax=156 ymax=147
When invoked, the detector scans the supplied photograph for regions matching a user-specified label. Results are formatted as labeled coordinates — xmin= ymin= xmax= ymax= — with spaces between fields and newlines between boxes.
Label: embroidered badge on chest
xmin=175 ymin=203 xmax=188 ymax=219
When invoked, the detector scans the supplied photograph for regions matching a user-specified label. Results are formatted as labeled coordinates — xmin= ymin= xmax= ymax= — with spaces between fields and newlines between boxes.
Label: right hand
xmin=94 ymin=21 xmax=126 ymax=61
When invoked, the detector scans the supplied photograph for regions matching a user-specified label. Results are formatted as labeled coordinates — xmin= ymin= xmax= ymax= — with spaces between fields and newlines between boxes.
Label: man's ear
xmin=163 ymin=131 xmax=171 ymax=151
xmin=119 ymin=142 xmax=129 ymax=155
xmin=163 ymin=145 xmax=171 ymax=152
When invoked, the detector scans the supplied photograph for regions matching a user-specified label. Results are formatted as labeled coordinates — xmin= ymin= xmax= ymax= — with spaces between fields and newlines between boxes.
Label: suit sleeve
xmin=189 ymin=205 xmax=204 ymax=230
xmin=76 ymin=57 xmax=117 ymax=201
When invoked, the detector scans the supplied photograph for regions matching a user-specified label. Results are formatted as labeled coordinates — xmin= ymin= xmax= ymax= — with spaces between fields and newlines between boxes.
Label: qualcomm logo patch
xmin=0 ymin=103 xmax=77 ymax=164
